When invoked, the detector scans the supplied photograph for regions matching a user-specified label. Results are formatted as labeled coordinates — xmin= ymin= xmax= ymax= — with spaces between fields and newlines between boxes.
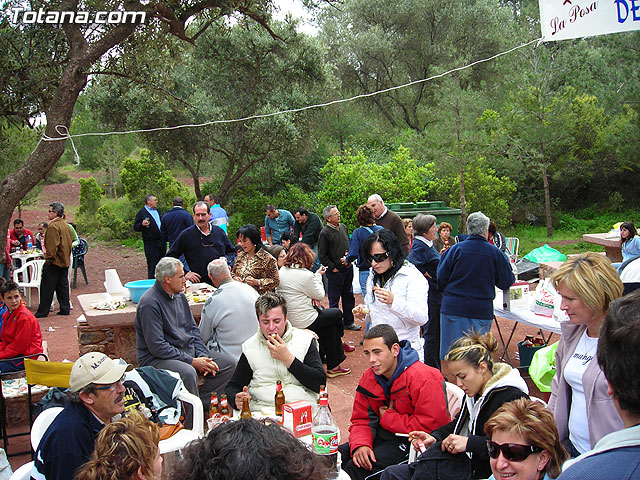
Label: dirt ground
xmin=4 ymin=174 xmax=547 ymax=471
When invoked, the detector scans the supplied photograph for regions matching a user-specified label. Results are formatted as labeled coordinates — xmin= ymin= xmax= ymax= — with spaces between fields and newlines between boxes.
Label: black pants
xmin=36 ymin=263 xmax=70 ymax=316
xmin=308 ymin=307 xmax=346 ymax=370
xmin=339 ymin=437 xmax=410 ymax=480
xmin=423 ymin=298 xmax=441 ymax=369
xmin=144 ymin=239 xmax=166 ymax=279
xmin=326 ymin=268 xmax=356 ymax=327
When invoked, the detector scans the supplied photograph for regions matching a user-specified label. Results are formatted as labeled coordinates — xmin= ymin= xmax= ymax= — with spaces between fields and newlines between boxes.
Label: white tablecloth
xmin=494 ymin=307 xmax=562 ymax=334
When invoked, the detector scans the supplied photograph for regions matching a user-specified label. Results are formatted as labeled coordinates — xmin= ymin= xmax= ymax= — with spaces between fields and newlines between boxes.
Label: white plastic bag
xmin=531 ymin=278 xmax=557 ymax=317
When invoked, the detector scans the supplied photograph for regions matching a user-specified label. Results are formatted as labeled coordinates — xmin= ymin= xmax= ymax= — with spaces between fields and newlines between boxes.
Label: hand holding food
xmin=352 ymin=304 xmax=371 ymax=318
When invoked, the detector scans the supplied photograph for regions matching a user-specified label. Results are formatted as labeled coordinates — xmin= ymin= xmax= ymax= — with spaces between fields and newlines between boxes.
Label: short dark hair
xmin=39 ymin=222 xmax=48 ymax=229
xmin=265 ymin=204 xmax=276 ymax=213
xmin=362 ymin=229 xmax=405 ymax=277
xmin=237 ymin=224 xmax=264 ymax=252
xmin=255 ymin=292 xmax=287 ymax=319
xmin=364 ymin=324 xmax=399 ymax=350
xmin=356 ymin=204 xmax=375 ymax=226
xmin=49 ymin=202 xmax=65 ymax=217
xmin=193 ymin=201 xmax=209 ymax=213
xmin=281 ymin=231 xmax=296 ymax=245
xmin=0 ymin=280 xmax=20 ymax=298
xmin=294 ymin=207 xmax=308 ymax=217
xmin=598 ymin=290 xmax=640 ymax=417
xmin=13 ymin=218 xmax=24 ymax=227
xmin=172 ymin=197 xmax=184 ymax=207
xmin=172 ymin=419 xmax=330 ymax=480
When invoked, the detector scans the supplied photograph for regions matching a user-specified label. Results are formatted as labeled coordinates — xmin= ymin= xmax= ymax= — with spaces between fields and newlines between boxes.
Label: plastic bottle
xmin=26 ymin=235 xmax=33 ymax=251
xmin=312 ymin=395 xmax=339 ymax=479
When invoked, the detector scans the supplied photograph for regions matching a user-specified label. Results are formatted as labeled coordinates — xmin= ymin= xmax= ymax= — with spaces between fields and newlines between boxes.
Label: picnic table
xmin=582 ymin=233 xmax=622 ymax=262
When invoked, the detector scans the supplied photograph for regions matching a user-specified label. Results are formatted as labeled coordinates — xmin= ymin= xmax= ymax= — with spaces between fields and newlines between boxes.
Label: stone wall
xmin=77 ymin=323 xmax=138 ymax=366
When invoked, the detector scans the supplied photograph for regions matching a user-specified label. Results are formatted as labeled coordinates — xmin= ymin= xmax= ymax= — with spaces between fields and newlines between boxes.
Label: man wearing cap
xmin=31 ymin=352 xmax=129 ymax=480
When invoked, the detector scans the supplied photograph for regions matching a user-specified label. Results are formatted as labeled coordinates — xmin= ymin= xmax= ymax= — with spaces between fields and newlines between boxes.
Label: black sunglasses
xmin=486 ymin=441 xmax=543 ymax=462
xmin=368 ymin=251 xmax=389 ymax=263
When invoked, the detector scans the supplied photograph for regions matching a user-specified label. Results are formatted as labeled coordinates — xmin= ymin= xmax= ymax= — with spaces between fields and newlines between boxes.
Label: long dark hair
xmin=236 ymin=224 xmax=264 ymax=252
xmin=362 ymin=229 xmax=405 ymax=289
xmin=621 ymin=222 xmax=637 ymax=244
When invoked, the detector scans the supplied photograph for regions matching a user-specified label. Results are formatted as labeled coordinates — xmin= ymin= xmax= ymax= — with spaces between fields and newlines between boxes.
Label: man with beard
xmin=167 ymin=201 xmax=236 ymax=286
xmin=31 ymin=352 xmax=131 ymax=480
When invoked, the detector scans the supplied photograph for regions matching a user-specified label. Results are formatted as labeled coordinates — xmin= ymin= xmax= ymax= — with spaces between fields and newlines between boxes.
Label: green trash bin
xmin=388 ymin=202 xmax=462 ymax=236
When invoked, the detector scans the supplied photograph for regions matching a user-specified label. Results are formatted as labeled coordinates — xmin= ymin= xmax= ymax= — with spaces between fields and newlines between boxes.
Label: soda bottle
xmin=312 ymin=395 xmax=339 ymax=479
xmin=219 ymin=394 xmax=232 ymax=422
xmin=275 ymin=380 xmax=285 ymax=417
xmin=210 ymin=392 xmax=220 ymax=419
xmin=318 ymin=385 xmax=327 ymax=404
xmin=240 ymin=397 xmax=252 ymax=420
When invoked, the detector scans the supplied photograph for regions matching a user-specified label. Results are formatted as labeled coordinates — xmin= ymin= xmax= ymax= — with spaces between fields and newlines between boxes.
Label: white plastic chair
xmin=30 ymin=407 xmax=63 ymax=451
xmin=445 ymin=382 xmax=464 ymax=422
xmin=12 ymin=259 xmax=45 ymax=307
xmin=408 ymin=382 xmax=466 ymax=463
xmin=9 ymin=462 xmax=33 ymax=480
xmin=158 ymin=389 xmax=204 ymax=454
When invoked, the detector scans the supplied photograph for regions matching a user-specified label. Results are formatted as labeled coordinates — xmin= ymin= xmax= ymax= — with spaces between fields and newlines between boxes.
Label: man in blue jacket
xmin=161 ymin=196 xmax=194 ymax=271
xmin=31 ymin=352 xmax=130 ymax=480
xmin=437 ymin=211 xmax=514 ymax=360
xmin=133 ymin=194 xmax=164 ymax=279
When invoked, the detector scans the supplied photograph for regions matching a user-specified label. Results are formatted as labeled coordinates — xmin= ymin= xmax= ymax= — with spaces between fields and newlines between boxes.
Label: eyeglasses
xmin=368 ymin=251 xmax=390 ymax=263
xmin=93 ymin=375 xmax=126 ymax=392
xmin=486 ymin=441 xmax=543 ymax=462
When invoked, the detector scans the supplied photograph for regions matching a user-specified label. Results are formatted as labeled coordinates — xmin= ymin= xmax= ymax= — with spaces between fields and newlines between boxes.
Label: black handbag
xmin=410 ymin=441 xmax=472 ymax=480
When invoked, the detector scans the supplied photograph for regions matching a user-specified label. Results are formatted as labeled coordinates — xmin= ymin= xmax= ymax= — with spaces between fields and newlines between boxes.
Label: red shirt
xmin=0 ymin=303 xmax=43 ymax=359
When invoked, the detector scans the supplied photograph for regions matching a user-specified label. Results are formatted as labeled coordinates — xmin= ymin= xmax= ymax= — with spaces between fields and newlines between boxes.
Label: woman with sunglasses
xmin=485 ymin=398 xmax=568 ymax=480
xmin=382 ymin=331 xmax=529 ymax=480
xmin=75 ymin=410 xmax=162 ymax=480
xmin=353 ymin=229 xmax=429 ymax=361
xmin=232 ymin=224 xmax=279 ymax=294
xmin=549 ymin=253 xmax=624 ymax=457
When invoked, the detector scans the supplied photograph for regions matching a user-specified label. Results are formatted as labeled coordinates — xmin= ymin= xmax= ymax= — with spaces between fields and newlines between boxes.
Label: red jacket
xmin=9 ymin=228 xmax=34 ymax=248
xmin=347 ymin=344 xmax=449 ymax=453
xmin=0 ymin=303 xmax=43 ymax=359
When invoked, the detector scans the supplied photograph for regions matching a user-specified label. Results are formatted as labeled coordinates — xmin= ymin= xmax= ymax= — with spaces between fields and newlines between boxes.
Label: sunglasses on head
xmin=368 ymin=251 xmax=389 ymax=263
xmin=486 ymin=441 xmax=543 ymax=462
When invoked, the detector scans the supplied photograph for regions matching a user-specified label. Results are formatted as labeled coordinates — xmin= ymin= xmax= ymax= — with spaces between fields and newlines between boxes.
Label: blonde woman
xmin=485 ymin=398 xmax=568 ymax=480
xmin=549 ymin=253 xmax=624 ymax=456
xmin=75 ymin=411 xmax=162 ymax=480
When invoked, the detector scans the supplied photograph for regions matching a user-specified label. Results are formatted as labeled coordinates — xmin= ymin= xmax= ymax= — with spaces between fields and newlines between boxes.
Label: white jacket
xmin=277 ymin=265 xmax=324 ymax=328
xmin=364 ymin=261 xmax=429 ymax=361
xmin=243 ymin=322 xmax=319 ymax=409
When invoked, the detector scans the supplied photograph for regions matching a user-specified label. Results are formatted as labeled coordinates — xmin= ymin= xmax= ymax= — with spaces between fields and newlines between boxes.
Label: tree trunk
xmin=542 ymin=164 xmax=553 ymax=238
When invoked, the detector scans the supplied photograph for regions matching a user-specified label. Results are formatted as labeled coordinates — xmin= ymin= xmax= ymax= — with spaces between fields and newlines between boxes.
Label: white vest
xmin=243 ymin=321 xmax=319 ymax=410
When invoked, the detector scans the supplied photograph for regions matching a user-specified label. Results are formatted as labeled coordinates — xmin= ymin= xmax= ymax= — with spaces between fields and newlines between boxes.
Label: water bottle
xmin=312 ymin=395 xmax=340 ymax=479
xmin=27 ymin=235 xmax=33 ymax=251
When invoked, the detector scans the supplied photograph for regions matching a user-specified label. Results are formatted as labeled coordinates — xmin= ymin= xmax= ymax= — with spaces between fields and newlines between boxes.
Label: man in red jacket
xmin=0 ymin=280 xmax=43 ymax=373
xmin=338 ymin=324 xmax=449 ymax=480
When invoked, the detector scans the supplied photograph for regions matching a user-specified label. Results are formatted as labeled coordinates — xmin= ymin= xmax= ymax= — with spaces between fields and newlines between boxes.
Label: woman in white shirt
xmin=353 ymin=229 xmax=429 ymax=361
xmin=549 ymin=253 xmax=624 ymax=456
xmin=277 ymin=242 xmax=352 ymax=378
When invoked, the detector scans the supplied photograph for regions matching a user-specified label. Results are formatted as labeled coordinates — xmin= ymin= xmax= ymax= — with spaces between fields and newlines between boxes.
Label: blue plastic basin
xmin=124 ymin=279 xmax=155 ymax=304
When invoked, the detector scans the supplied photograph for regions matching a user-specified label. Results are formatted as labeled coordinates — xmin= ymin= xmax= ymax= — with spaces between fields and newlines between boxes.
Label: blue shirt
xmin=209 ymin=204 xmax=229 ymax=233
xmin=144 ymin=205 xmax=162 ymax=229
xmin=264 ymin=209 xmax=295 ymax=244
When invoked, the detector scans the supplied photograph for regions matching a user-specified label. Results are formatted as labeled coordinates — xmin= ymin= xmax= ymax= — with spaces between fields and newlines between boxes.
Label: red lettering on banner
xmin=569 ymin=2 xmax=597 ymax=23
xmin=550 ymin=16 xmax=566 ymax=35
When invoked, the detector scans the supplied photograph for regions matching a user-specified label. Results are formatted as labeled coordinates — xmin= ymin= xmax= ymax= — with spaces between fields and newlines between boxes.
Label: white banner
xmin=539 ymin=0 xmax=640 ymax=42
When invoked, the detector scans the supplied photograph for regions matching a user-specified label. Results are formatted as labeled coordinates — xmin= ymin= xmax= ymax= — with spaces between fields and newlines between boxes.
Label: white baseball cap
xmin=70 ymin=352 xmax=131 ymax=392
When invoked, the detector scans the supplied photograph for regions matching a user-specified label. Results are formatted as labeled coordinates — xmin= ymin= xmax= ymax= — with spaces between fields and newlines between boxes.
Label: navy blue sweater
xmin=437 ymin=235 xmax=514 ymax=319
xmin=32 ymin=401 xmax=103 ymax=480
xmin=160 ymin=207 xmax=194 ymax=244
xmin=407 ymin=238 xmax=442 ymax=305
xmin=167 ymin=225 xmax=236 ymax=284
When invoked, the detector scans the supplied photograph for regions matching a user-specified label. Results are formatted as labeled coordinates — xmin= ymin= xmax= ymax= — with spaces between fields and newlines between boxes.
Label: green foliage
xmin=430 ymin=157 xmax=516 ymax=229
xmin=78 ymin=177 xmax=103 ymax=217
xmin=318 ymin=146 xmax=433 ymax=230
xmin=119 ymin=149 xmax=190 ymax=211
xmin=95 ymin=200 xmax=137 ymax=241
